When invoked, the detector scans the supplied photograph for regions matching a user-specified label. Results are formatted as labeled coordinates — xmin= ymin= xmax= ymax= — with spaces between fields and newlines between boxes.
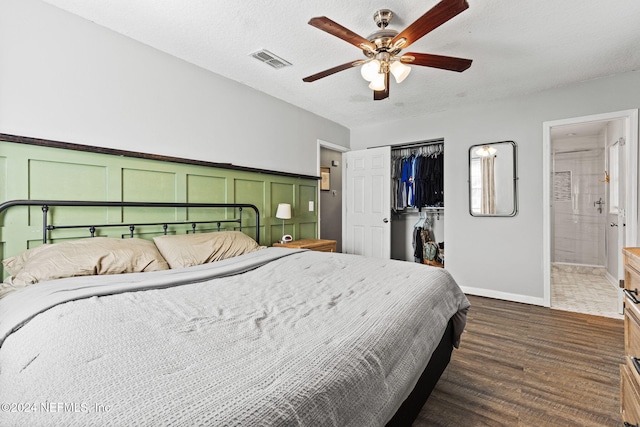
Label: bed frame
xmin=386 ymin=319 xmax=454 ymax=426
xmin=0 ymin=199 xmax=261 ymax=245
xmin=0 ymin=199 xmax=453 ymax=426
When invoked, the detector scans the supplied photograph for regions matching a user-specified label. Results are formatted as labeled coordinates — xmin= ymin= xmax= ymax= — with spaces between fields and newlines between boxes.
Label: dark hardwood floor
xmin=414 ymin=295 xmax=624 ymax=426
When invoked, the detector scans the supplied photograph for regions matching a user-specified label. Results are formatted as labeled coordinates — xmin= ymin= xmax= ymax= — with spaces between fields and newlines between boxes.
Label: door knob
xmin=610 ymin=222 xmax=618 ymax=227
xmin=383 ymin=218 xmax=389 ymax=223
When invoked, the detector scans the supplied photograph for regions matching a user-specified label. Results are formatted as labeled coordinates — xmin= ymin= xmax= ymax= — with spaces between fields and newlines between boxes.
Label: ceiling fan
xmin=302 ymin=0 xmax=473 ymax=101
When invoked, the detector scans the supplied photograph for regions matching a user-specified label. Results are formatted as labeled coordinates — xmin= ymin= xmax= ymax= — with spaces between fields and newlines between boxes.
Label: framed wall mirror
xmin=469 ymin=140 xmax=518 ymax=217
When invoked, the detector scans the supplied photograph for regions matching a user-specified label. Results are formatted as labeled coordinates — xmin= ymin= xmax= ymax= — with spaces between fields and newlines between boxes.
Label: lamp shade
xmin=368 ymin=73 xmax=386 ymax=91
xmin=389 ymin=61 xmax=411 ymax=83
xmin=275 ymin=203 xmax=292 ymax=219
xmin=360 ymin=60 xmax=381 ymax=82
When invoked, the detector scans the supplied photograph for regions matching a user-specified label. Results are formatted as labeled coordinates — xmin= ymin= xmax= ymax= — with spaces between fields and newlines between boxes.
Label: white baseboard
xmin=460 ymin=286 xmax=547 ymax=307
xmin=604 ymin=271 xmax=618 ymax=288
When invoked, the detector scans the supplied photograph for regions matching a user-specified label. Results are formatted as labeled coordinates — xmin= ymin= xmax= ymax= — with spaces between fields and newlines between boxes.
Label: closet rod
xmin=369 ymin=139 xmax=444 ymax=150
xmin=391 ymin=139 xmax=444 ymax=150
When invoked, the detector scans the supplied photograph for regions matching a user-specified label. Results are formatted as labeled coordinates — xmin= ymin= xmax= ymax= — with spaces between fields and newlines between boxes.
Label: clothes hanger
xmin=423 ymin=215 xmax=431 ymax=229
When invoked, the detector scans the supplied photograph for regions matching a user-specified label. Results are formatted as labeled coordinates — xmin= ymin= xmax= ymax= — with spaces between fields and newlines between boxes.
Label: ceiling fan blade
xmin=401 ymin=52 xmax=472 ymax=72
xmin=308 ymin=17 xmax=376 ymax=51
xmin=302 ymin=61 xmax=362 ymax=83
xmin=391 ymin=0 xmax=469 ymax=49
xmin=373 ymin=73 xmax=390 ymax=101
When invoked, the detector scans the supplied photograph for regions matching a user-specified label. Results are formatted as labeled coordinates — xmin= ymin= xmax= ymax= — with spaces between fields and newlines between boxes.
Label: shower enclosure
xmin=551 ymin=143 xmax=606 ymax=268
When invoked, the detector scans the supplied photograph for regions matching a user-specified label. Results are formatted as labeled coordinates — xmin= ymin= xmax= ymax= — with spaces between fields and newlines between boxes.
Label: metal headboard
xmin=0 ymin=200 xmax=261 ymax=244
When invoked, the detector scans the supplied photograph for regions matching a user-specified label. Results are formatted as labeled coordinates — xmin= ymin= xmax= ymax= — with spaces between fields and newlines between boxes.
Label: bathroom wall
xmin=552 ymin=136 xmax=606 ymax=266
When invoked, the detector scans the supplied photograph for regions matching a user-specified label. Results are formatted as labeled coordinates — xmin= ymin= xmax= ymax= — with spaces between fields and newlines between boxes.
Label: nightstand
xmin=273 ymin=238 xmax=337 ymax=252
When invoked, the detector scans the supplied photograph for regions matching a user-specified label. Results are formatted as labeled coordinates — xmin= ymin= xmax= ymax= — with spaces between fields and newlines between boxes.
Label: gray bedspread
xmin=0 ymin=248 xmax=469 ymax=427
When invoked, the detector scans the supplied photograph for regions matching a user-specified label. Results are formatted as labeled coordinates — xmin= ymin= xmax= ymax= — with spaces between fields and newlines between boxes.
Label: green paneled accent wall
xmin=29 ymin=160 xmax=109 ymax=227
xmin=0 ymin=156 xmax=6 ymax=204
xmin=0 ymin=157 xmax=6 ymax=250
xmin=0 ymin=140 xmax=318 ymax=278
xmin=122 ymin=168 xmax=177 ymax=223
xmin=299 ymin=222 xmax=318 ymax=239
xmin=186 ymin=174 xmax=228 ymax=223
xmin=122 ymin=168 xmax=177 ymax=202
xmin=233 ymin=178 xmax=265 ymax=242
xmin=298 ymin=184 xmax=318 ymax=239
xmin=30 ymin=160 xmax=108 ymax=200
xmin=271 ymin=183 xmax=294 ymax=209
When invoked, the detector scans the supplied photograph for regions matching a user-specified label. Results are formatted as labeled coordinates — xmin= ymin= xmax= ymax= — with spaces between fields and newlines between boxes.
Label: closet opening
xmin=390 ymin=139 xmax=445 ymax=266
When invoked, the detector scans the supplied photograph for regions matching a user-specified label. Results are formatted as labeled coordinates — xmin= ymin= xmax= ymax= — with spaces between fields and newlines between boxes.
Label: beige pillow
xmin=153 ymin=231 xmax=262 ymax=269
xmin=7 ymin=237 xmax=169 ymax=289
xmin=2 ymin=244 xmax=51 ymax=276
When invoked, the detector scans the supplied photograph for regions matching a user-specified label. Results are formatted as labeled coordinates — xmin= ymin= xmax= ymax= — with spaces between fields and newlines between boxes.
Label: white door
xmin=343 ymin=146 xmax=391 ymax=258
xmin=606 ymin=140 xmax=620 ymax=280
xmin=607 ymin=135 xmax=627 ymax=313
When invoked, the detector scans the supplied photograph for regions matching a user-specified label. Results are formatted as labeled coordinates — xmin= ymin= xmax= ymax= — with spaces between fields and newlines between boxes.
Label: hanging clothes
xmin=411 ymin=213 xmax=440 ymax=264
xmin=426 ymin=151 xmax=444 ymax=207
xmin=391 ymin=144 xmax=443 ymax=210
xmin=412 ymin=226 xmax=423 ymax=263
xmin=414 ymin=154 xmax=427 ymax=209
xmin=391 ymin=156 xmax=400 ymax=211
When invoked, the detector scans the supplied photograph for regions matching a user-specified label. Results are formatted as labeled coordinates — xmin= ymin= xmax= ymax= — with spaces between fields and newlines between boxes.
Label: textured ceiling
xmin=550 ymin=122 xmax=608 ymax=140
xmin=41 ymin=0 xmax=640 ymax=129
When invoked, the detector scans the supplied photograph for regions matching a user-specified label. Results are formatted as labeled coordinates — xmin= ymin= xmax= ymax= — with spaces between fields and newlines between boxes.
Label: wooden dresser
xmin=622 ymin=247 xmax=640 ymax=425
xmin=273 ymin=238 xmax=337 ymax=252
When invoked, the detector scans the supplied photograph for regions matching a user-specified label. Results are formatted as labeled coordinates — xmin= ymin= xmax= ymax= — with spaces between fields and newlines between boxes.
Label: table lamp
xmin=275 ymin=203 xmax=292 ymax=243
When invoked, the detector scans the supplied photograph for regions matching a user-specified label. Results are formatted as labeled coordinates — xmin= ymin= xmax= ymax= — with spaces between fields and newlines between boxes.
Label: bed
xmin=0 ymin=200 xmax=470 ymax=427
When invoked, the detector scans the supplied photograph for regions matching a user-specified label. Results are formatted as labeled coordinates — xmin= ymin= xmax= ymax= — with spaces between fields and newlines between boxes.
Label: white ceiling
xmin=41 ymin=0 xmax=640 ymax=129
xmin=550 ymin=121 xmax=608 ymax=139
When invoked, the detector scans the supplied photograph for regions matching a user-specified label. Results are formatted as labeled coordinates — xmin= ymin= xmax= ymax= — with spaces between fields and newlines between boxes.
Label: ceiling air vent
xmin=250 ymin=49 xmax=292 ymax=69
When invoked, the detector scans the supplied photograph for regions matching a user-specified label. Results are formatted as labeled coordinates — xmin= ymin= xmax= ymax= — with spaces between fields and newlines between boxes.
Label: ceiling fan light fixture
xmin=390 ymin=60 xmax=411 ymax=83
xmin=302 ymin=0 xmax=473 ymax=101
xmin=368 ymin=73 xmax=386 ymax=91
xmin=360 ymin=59 xmax=381 ymax=82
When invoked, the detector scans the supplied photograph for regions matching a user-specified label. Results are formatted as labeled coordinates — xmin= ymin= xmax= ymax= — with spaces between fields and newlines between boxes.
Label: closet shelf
xmin=396 ymin=207 xmax=444 ymax=213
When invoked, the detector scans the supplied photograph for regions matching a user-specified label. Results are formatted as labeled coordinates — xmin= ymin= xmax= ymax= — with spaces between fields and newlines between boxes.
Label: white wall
xmin=0 ymin=0 xmax=349 ymax=176
xmin=351 ymin=71 xmax=640 ymax=305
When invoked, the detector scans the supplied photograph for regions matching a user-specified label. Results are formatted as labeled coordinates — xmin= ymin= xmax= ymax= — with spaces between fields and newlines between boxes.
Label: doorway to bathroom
xmin=543 ymin=110 xmax=638 ymax=318
xmin=318 ymin=140 xmax=348 ymax=252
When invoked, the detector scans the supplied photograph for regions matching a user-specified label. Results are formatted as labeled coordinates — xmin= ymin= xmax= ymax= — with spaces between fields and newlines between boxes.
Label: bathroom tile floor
xmin=551 ymin=264 xmax=622 ymax=319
